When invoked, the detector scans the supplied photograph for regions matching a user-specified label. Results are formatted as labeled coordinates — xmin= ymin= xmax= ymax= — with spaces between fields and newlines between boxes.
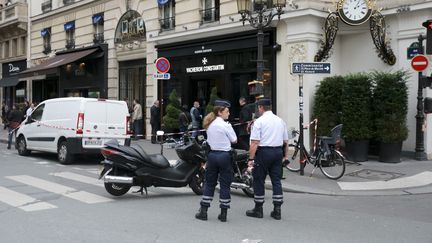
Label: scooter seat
xmin=148 ymin=154 xmax=170 ymax=169
xmin=132 ymin=144 xmax=170 ymax=168
xmin=233 ymin=149 xmax=249 ymax=161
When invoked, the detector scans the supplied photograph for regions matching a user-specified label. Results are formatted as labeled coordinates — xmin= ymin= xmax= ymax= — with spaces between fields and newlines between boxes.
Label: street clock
xmin=337 ymin=0 xmax=373 ymax=26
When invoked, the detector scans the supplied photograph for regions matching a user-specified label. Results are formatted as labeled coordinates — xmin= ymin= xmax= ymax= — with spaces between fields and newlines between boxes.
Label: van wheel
xmin=58 ymin=141 xmax=73 ymax=164
xmin=17 ymin=136 xmax=31 ymax=156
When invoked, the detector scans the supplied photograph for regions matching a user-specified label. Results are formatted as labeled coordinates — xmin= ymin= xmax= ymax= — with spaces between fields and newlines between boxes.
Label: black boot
xmin=270 ymin=205 xmax=281 ymax=220
xmin=195 ymin=206 xmax=208 ymax=221
xmin=218 ymin=208 xmax=227 ymax=222
xmin=246 ymin=204 xmax=263 ymax=218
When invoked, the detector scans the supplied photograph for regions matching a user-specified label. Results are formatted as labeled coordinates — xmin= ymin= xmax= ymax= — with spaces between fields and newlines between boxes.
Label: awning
xmin=19 ymin=48 xmax=98 ymax=77
xmin=0 ymin=76 xmax=21 ymax=87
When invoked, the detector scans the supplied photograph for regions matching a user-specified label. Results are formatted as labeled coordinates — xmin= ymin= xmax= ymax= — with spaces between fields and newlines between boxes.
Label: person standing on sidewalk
xmin=195 ymin=99 xmax=237 ymax=222
xmin=190 ymin=101 xmax=202 ymax=138
xmin=238 ymin=97 xmax=253 ymax=150
xmin=7 ymin=104 xmax=23 ymax=149
xmin=132 ymin=99 xmax=143 ymax=140
xmin=150 ymin=100 xmax=160 ymax=144
xmin=26 ymin=102 xmax=35 ymax=118
xmin=246 ymin=98 xmax=289 ymax=220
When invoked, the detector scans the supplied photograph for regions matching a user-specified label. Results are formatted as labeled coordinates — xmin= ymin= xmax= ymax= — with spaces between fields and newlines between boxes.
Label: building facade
xmin=2 ymin=0 xmax=432 ymax=158
xmin=0 ymin=0 xmax=28 ymax=109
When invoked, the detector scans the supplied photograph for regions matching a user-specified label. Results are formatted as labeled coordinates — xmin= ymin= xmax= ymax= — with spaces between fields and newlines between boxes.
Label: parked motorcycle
xmin=99 ymin=131 xmax=205 ymax=196
xmin=200 ymin=139 xmax=254 ymax=198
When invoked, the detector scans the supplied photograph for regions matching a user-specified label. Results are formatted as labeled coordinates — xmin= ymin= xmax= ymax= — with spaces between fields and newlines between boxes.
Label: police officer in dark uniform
xmin=195 ymin=99 xmax=237 ymax=222
xmin=246 ymin=98 xmax=289 ymax=220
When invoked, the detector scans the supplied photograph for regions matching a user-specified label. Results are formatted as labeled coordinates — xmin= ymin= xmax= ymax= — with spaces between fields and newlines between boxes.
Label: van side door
xmin=25 ymin=104 xmax=46 ymax=150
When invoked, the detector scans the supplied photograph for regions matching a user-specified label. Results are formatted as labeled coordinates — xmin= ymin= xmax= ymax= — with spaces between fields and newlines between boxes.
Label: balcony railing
xmin=159 ymin=17 xmax=175 ymax=31
xmin=66 ymin=39 xmax=75 ymax=49
xmin=93 ymin=33 xmax=104 ymax=44
xmin=43 ymin=43 xmax=51 ymax=54
xmin=41 ymin=0 xmax=52 ymax=13
xmin=63 ymin=0 xmax=74 ymax=5
xmin=200 ymin=7 xmax=219 ymax=24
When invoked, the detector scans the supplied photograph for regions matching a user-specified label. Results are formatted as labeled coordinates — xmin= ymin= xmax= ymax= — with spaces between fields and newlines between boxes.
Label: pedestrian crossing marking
xmin=35 ymin=161 xmax=51 ymax=165
xmin=338 ymin=171 xmax=432 ymax=190
xmin=6 ymin=175 xmax=113 ymax=204
xmin=50 ymin=172 xmax=104 ymax=187
xmin=0 ymin=186 xmax=57 ymax=212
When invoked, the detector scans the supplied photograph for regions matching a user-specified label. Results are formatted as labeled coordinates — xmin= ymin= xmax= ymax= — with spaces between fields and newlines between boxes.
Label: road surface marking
xmin=338 ymin=171 xmax=432 ymax=190
xmin=50 ymin=172 xmax=104 ymax=187
xmin=6 ymin=175 xmax=113 ymax=204
xmin=35 ymin=161 xmax=50 ymax=165
xmin=0 ymin=186 xmax=57 ymax=211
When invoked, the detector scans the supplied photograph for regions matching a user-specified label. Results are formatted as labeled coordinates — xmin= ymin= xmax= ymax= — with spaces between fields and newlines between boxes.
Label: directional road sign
xmin=292 ymin=62 xmax=331 ymax=74
xmin=411 ymin=55 xmax=429 ymax=72
xmin=153 ymin=73 xmax=171 ymax=80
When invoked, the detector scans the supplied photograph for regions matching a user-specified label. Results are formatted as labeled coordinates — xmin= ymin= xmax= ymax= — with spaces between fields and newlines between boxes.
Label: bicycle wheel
xmin=285 ymin=144 xmax=303 ymax=172
xmin=319 ymin=149 xmax=345 ymax=180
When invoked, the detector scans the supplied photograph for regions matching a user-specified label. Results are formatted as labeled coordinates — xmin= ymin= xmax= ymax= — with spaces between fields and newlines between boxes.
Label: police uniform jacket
xmin=207 ymin=117 xmax=237 ymax=151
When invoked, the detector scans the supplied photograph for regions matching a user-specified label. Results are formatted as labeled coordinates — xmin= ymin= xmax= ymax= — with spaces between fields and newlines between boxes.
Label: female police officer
xmin=195 ymin=99 xmax=237 ymax=222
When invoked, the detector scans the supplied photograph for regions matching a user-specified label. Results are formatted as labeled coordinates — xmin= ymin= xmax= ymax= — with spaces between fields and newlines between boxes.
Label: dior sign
xmin=9 ymin=64 xmax=20 ymax=73
xmin=2 ymin=60 xmax=26 ymax=77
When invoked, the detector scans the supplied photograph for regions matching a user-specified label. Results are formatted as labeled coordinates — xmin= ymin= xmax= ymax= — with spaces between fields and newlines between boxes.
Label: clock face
xmin=338 ymin=0 xmax=372 ymax=26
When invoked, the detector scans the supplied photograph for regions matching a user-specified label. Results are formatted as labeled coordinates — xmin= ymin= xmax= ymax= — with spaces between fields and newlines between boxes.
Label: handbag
xmin=9 ymin=121 xmax=20 ymax=129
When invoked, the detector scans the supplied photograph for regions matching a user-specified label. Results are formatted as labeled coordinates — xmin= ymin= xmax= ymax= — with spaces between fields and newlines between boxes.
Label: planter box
xmin=379 ymin=142 xmax=402 ymax=163
xmin=346 ymin=140 xmax=369 ymax=162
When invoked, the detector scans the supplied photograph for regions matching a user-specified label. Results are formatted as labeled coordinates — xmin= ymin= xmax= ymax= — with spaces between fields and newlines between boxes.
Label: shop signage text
xmin=153 ymin=73 xmax=171 ymax=79
xmin=194 ymin=46 xmax=213 ymax=54
xmin=2 ymin=60 xmax=27 ymax=77
xmin=186 ymin=57 xmax=224 ymax=73
xmin=9 ymin=64 xmax=20 ymax=73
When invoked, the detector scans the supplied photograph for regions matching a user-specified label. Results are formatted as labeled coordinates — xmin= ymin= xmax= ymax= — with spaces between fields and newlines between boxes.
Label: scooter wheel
xmin=190 ymin=170 xmax=204 ymax=195
xmin=104 ymin=182 xmax=131 ymax=196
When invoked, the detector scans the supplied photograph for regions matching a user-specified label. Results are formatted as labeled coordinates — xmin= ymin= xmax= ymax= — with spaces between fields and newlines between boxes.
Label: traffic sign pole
xmin=414 ymin=35 xmax=427 ymax=160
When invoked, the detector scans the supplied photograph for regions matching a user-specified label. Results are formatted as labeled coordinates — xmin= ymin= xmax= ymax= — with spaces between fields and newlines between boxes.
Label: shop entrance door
xmin=188 ymin=74 xmax=224 ymax=111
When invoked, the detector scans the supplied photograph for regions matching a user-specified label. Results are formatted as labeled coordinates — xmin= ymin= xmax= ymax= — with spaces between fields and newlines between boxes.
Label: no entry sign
xmin=155 ymin=57 xmax=170 ymax=73
xmin=411 ymin=55 xmax=429 ymax=72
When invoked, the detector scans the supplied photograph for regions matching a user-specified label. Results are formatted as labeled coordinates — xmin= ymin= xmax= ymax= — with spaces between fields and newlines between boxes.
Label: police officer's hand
xmin=247 ymin=160 xmax=254 ymax=173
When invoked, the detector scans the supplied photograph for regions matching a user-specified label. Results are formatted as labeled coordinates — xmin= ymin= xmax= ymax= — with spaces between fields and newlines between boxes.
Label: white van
xmin=16 ymin=97 xmax=132 ymax=164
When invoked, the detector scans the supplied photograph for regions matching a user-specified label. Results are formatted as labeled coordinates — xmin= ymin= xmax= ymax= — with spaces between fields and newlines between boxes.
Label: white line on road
xmin=0 ymin=186 xmax=57 ymax=212
xmin=35 ymin=161 xmax=51 ymax=165
xmin=338 ymin=171 xmax=432 ymax=190
xmin=6 ymin=175 xmax=113 ymax=204
xmin=50 ymin=172 xmax=104 ymax=187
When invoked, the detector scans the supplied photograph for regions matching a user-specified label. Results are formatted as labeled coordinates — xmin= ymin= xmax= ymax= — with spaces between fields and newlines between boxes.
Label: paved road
xmin=1 ymin=147 xmax=432 ymax=242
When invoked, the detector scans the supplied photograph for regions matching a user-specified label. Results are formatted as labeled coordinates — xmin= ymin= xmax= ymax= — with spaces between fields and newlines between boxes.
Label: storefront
xmin=20 ymin=44 xmax=108 ymax=103
xmin=0 ymin=60 xmax=27 ymax=108
xmin=156 ymin=30 xmax=277 ymax=117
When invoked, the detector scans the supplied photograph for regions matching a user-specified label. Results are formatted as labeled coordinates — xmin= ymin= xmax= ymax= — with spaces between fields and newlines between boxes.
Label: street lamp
xmin=237 ymin=0 xmax=286 ymax=98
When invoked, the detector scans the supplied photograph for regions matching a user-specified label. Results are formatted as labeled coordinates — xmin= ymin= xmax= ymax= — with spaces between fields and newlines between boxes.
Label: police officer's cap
xmin=214 ymin=99 xmax=231 ymax=108
xmin=256 ymin=98 xmax=272 ymax=106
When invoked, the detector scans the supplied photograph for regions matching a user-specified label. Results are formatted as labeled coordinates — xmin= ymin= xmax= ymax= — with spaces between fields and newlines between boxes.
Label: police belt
xmin=258 ymin=146 xmax=282 ymax=150
xmin=209 ymin=150 xmax=231 ymax=153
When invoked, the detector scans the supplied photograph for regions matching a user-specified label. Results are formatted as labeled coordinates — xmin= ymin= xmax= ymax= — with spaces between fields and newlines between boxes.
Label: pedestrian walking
xmin=195 ymin=99 xmax=237 ymax=222
xmin=132 ymin=99 xmax=143 ymax=140
xmin=246 ymin=98 xmax=289 ymax=220
xmin=2 ymin=102 xmax=9 ymax=130
xmin=190 ymin=101 xmax=202 ymax=137
xmin=150 ymin=100 xmax=160 ymax=143
xmin=7 ymin=104 xmax=23 ymax=150
xmin=26 ymin=102 xmax=35 ymax=118
xmin=178 ymin=105 xmax=191 ymax=133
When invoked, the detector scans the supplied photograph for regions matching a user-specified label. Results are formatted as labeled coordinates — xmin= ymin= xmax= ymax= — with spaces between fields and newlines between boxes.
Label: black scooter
xmin=99 ymin=131 xmax=205 ymax=196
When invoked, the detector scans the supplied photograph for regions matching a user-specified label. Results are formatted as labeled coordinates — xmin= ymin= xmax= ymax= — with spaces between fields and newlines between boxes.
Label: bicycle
xmin=284 ymin=124 xmax=346 ymax=180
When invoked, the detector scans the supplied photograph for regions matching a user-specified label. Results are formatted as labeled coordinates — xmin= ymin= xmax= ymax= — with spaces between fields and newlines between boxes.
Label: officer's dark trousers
xmin=200 ymin=151 xmax=233 ymax=209
xmin=252 ymin=147 xmax=283 ymax=206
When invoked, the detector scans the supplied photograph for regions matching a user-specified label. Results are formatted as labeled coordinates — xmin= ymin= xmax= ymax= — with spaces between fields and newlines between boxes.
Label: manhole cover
xmin=346 ymin=169 xmax=405 ymax=181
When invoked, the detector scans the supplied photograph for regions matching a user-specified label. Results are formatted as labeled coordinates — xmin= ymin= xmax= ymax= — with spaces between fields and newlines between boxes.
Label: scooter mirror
xmin=156 ymin=130 xmax=165 ymax=136
xmin=197 ymin=135 xmax=205 ymax=141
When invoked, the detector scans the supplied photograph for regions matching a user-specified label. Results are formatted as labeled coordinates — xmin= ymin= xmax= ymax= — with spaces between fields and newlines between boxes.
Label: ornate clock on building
xmin=338 ymin=0 xmax=372 ymax=26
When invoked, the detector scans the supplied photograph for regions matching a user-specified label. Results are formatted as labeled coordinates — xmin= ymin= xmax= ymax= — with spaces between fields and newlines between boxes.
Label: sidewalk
xmin=1 ymin=128 xmax=431 ymax=196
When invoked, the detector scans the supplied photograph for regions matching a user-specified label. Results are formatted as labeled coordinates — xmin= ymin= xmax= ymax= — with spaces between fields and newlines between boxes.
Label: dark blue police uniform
xmin=195 ymin=99 xmax=237 ymax=222
xmin=246 ymin=98 xmax=288 ymax=220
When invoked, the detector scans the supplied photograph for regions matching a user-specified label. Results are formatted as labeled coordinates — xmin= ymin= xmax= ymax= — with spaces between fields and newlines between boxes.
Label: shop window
xmin=159 ymin=0 xmax=175 ymax=31
xmin=92 ymin=13 xmax=104 ymax=44
xmin=41 ymin=28 xmax=51 ymax=54
xmin=64 ymin=21 xmax=75 ymax=50
xmin=201 ymin=0 xmax=219 ymax=24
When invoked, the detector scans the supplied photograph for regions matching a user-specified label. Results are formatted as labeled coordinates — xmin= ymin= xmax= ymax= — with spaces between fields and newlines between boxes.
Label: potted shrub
xmin=205 ymin=87 xmax=220 ymax=115
xmin=371 ymin=70 xmax=409 ymax=163
xmin=162 ymin=89 xmax=182 ymax=134
xmin=341 ymin=73 xmax=373 ymax=162
xmin=313 ymin=75 xmax=345 ymax=136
